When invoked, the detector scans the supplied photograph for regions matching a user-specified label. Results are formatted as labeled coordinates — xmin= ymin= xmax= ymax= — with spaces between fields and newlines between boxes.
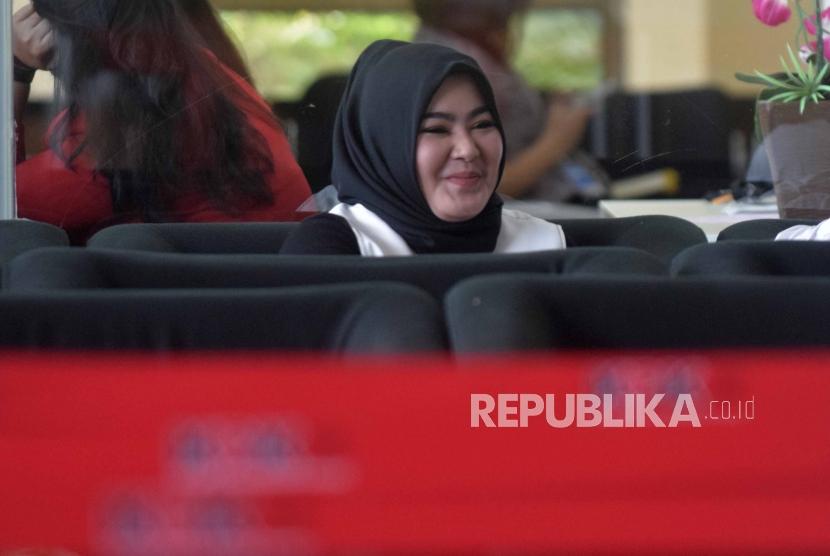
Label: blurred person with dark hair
xmin=413 ymin=0 xmax=601 ymax=204
xmin=12 ymin=0 xmax=310 ymax=244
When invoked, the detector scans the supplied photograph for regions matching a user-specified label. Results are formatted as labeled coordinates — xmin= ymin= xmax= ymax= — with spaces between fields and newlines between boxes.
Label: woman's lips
xmin=444 ymin=172 xmax=482 ymax=187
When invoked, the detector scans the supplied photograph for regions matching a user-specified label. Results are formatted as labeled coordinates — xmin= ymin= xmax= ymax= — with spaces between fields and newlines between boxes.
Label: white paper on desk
xmin=722 ymin=200 xmax=779 ymax=215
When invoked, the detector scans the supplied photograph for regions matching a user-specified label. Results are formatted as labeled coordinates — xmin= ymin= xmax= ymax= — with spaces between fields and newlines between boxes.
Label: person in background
xmin=13 ymin=0 xmax=310 ymax=244
xmin=776 ymin=220 xmax=830 ymax=241
xmin=279 ymin=40 xmax=566 ymax=256
xmin=176 ymin=0 xmax=254 ymax=85
xmin=412 ymin=0 xmax=601 ymax=204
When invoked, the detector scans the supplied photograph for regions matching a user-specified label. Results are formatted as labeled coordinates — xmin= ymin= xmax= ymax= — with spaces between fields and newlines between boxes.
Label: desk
xmin=599 ymin=199 xmax=779 ymax=241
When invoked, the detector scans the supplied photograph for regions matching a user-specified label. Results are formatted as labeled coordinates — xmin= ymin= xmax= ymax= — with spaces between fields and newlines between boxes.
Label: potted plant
xmin=738 ymin=0 xmax=830 ymax=218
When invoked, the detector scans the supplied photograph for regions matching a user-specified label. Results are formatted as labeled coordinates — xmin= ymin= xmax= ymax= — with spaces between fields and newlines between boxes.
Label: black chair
xmin=87 ymin=222 xmax=299 ymax=253
xmin=86 ymin=217 xmax=705 ymax=264
xmin=671 ymin=241 xmax=830 ymax=277
xmin=0 ymin=283 xmax=446 ymax=352
xmin=0 ymin=220 xmax=69 ymax=288
xmin=6 ymin=247 xmax=667 ymax=299
xmin=0 ymin=219 xmax=68 ymax=264
xmin=445 ymin=275 xmax=830 ymax=352
xmin=553 ymin=215 xmax=706 ymax=264
xmin=716 ymin=219 xmax=819 ymax=241
xmin=295 ymin=74 xmax=349 ymax=192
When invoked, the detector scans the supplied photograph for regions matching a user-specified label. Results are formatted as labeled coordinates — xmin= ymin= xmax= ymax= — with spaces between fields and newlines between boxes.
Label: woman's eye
xmin=419 ymin=126 xmax=449 ymax=134
xmin=472 ymin=120 xmax=496 ymax=130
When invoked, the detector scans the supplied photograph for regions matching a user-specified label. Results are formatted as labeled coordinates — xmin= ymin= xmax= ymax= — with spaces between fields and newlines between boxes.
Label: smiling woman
xmin=279 ymin=39 xmax=567 ymax=256
xmin=416 ymin=74 xmax=504 ymax=222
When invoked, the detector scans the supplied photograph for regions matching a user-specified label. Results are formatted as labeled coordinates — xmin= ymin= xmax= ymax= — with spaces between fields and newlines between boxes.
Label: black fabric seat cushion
xmin=0 ymin=220 xmax=69 ymax=289
xmin=554 ymin=215 xmax=707 ymax=264
xmin=671 ymin=241 xmax=830 ymax=277
xmin=86 ymin=222 xmax=300 ymax=253
xmin=7 ymin=247 xmax=667 ymax=298
xmin=1 ymin=220 xmax=69 ymax=263
xmin=0 ymin=283 xmax=446 ymax=352
xmin=446 ymin=275 xmax=830 ymax=351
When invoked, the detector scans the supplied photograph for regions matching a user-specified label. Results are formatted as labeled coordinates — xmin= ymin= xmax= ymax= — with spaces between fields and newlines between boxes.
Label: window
xmin=220 ymin=8 xmax=604 ymax=100
xmin=514 ymin=9 xmax=602 ymax=91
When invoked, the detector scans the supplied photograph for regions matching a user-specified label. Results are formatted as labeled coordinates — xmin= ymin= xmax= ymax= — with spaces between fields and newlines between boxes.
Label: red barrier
xmin=0 ymin=351 xmax=828 ymax=554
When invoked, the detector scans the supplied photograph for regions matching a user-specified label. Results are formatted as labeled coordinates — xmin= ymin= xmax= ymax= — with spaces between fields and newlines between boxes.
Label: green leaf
xmin=768 ymin=92 xmax=799 ymax=103
xmin=754 ymin=70 xmax=793 ymax=89
xmin=738 ymin=34 xmax=830 ymax=107
xmin=735 ymin=72 xmax=775 ymax=85
xmin=780 ymin=55 xmax=799 ymax=84
xmin=786 ymin=44 xmax=807 ymax=81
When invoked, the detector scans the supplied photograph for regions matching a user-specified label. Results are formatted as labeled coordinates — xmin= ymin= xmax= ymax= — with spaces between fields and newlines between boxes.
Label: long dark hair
xmin=33 ymin=0 xmax=275 ymax=221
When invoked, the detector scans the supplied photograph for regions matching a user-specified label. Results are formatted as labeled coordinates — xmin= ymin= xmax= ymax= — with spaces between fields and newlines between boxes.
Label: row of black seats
xmin=1 ymin=217 xmax=828 ymax=352
xmin=2 ymin=215 xmax=812 ymax=265
xmin=1 ymin=215 xmax=708 ymax=266
xmin=2 ymin=275 xmax=828 ymax=351
xmin=6 ymin=227 xmax=830 ymax=292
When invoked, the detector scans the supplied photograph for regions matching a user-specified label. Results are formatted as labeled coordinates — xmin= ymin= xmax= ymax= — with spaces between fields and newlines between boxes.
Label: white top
xmin=775 ymin=219 xmax=830 ymax=241
xmin=329 ymin=202 xmax=567 ymax=256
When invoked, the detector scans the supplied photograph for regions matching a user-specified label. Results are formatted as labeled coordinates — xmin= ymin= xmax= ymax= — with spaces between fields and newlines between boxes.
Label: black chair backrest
xmin=716 ymin=219 xmax=819 ymax=241
xmin=0 ymin=283 xmax=446 ymax=352
xmin=0 ymin=220 xmax=69 ymax=288
xmin=86 ymin=217 xmax=706 ymax=265
xmin=554 ymin=215 xmax=706 ymax=264
xmin=0 ymin=219 xmax=68 ymax=265
xmin=296 ymin=73 xmax=349 ymax=192
xmin=446 ymin=275 xmax=830 ymax=352
xmin=671 ymin=241 xmax=830 ymax=277
xmin=6 ymin=247 xmax=667 ymax=298
xmin=86 ymin=222 xmax=299 ymax=253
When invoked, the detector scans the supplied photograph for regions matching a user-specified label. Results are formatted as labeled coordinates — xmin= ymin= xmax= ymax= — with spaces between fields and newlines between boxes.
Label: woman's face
xmin=416 ymin=74 xmax=503 ymax=222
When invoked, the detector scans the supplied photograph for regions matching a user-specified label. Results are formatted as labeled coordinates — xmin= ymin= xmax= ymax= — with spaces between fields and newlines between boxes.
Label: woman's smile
xmin=444 ymin=170 xmax=484 ymax=187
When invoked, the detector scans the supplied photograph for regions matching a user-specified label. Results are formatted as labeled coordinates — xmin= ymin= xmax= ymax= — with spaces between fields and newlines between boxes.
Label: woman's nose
xmin=451 ymin=131 xmax=480 ymax=161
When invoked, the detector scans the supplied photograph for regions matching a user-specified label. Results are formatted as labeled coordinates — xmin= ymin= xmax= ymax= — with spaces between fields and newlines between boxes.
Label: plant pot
xmin=758 ymin=100 xmax=830 ymax=219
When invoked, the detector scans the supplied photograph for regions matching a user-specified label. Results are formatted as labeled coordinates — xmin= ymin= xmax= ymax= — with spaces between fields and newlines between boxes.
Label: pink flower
xmin=803 ymin=7 xmax=830 ymax=35
xmin=800 ymin=37 xmax=830 ymax=62
xmin=752 ymin=0 xmax=792 ymax=26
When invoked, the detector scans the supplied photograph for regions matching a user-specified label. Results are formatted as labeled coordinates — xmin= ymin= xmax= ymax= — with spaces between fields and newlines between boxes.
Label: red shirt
xmin=15 ymin=58 xmax=312 ymax=244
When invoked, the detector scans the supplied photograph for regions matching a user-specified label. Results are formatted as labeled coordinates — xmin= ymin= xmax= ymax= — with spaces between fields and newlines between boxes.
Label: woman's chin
xmin=431 ymin=201 xmax=491 ymax=223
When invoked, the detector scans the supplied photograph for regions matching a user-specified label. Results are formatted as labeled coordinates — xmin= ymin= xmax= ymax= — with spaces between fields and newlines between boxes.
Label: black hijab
xmin=332 ymin=39 xmax=505 ymax=254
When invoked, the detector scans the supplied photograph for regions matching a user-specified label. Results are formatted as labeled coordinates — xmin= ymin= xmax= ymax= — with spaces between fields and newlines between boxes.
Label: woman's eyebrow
xmin=421 ymin=111 xmax=453 ymax=121
xmin=421 ymin=106 xmax=492 ymax=121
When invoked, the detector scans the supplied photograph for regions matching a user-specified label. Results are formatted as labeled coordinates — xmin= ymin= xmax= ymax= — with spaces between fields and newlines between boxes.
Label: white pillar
xmin=0 ymin=1 xmax=15 ymax=219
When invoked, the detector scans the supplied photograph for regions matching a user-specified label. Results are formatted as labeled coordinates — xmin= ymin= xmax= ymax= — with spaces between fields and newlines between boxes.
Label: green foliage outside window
xmin=514 ymin=10 xmax=602 ymax=91
xmin=220 ymin=9 xmax=602 ymax=101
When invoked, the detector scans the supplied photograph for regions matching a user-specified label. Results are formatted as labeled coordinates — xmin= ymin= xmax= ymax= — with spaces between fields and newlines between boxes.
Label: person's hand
xmin=13 ymin=3 xmax=54 ymax=70
xmin=541 ymin=97 xmax=592 ymax=154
